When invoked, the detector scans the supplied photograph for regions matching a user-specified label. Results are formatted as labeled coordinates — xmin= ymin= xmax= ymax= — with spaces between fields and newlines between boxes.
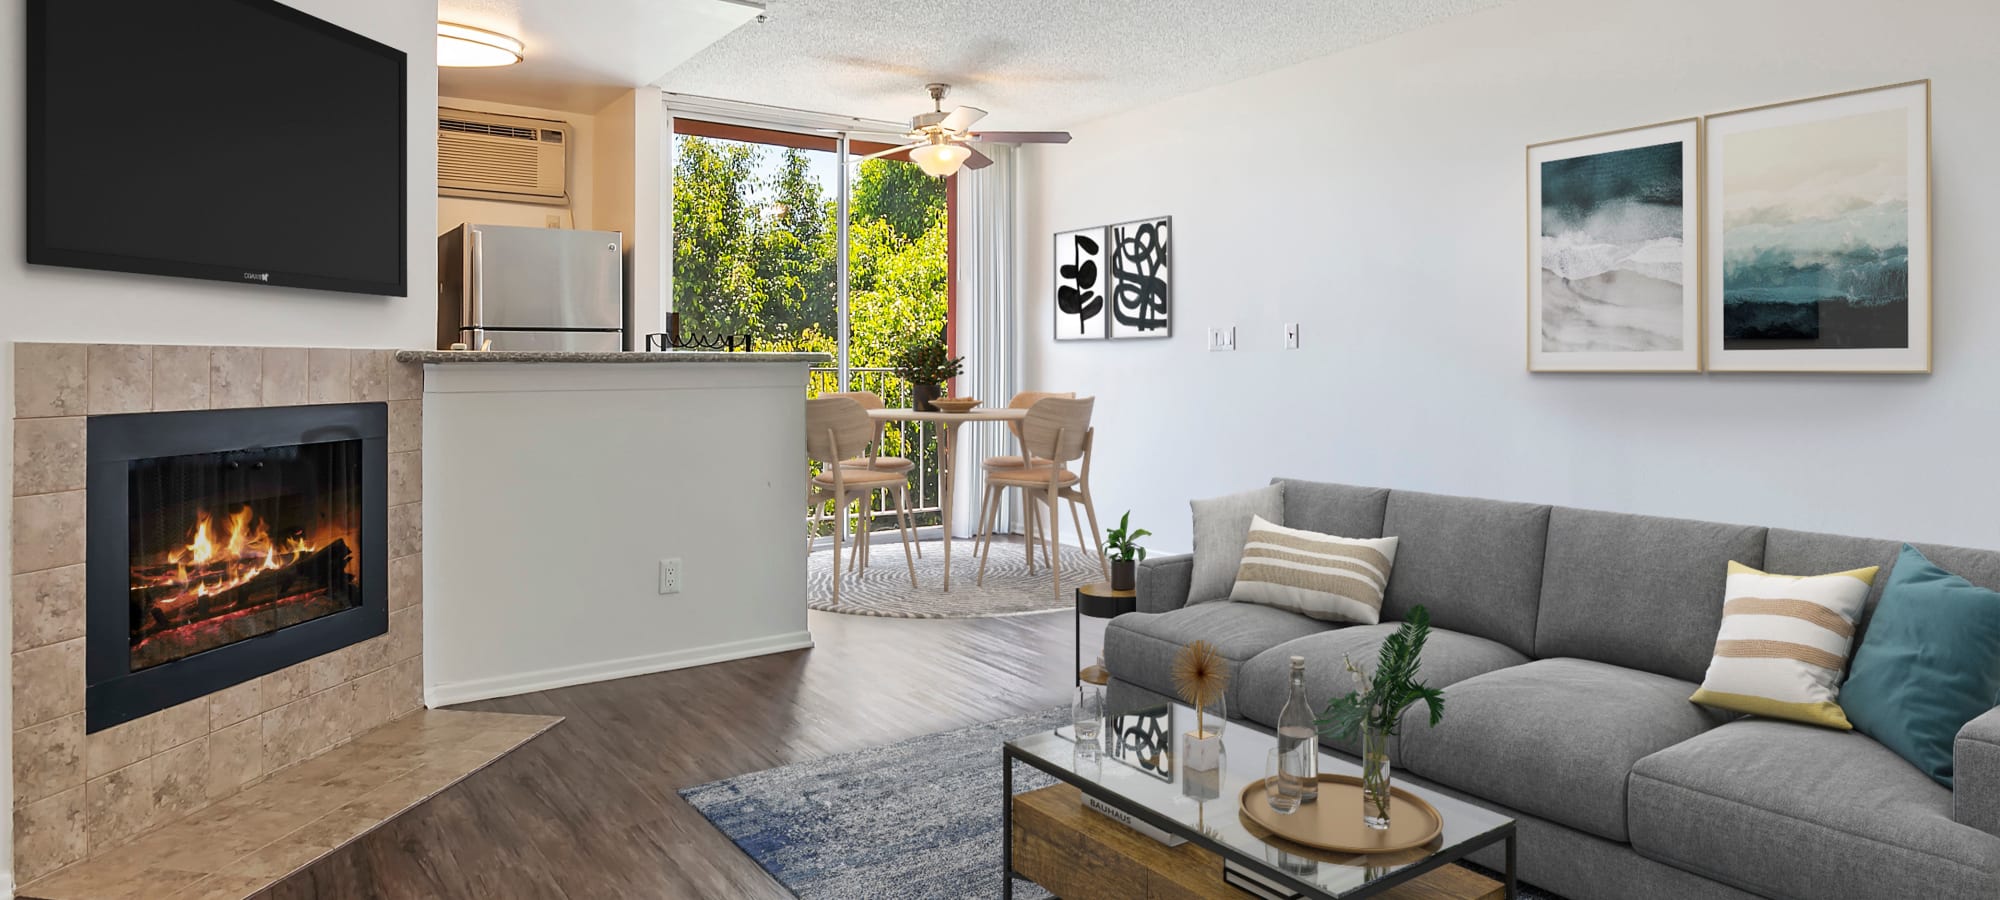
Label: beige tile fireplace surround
xmin=8 ymin=342 xmax=492 ymax=895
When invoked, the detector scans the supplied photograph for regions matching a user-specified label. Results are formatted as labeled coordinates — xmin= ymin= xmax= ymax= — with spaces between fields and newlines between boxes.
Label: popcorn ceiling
xmin=662 ymin=0 xmax=1506 ymax=130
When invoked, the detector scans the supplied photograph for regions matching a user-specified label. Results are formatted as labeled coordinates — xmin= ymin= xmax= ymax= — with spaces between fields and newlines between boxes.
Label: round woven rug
xmin=808 ymin=539 xmax=1106 ymax=618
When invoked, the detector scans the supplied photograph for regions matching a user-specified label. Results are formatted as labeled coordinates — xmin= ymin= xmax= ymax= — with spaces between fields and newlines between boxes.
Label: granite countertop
xmin=395 ymin=350 xmax=831 ymax=365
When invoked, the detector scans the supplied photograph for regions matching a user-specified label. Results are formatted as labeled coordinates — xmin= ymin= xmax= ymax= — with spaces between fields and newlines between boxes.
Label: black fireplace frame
xmin=85 ymin=402 xmax=389 ymax=733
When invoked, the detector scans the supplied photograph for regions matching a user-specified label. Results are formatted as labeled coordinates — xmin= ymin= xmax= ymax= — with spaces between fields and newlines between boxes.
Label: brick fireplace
xmin=12 ymin=343 xmax=425 ymax=884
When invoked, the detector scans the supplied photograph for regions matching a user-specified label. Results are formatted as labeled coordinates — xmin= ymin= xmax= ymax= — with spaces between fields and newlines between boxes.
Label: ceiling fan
xmin=851 ymin=83 xmax=1070 ymax=178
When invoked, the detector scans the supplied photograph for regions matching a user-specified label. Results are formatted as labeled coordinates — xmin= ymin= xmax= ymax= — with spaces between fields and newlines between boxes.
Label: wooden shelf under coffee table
xmin=1012 ymin=784 xmax=1503 ymax=900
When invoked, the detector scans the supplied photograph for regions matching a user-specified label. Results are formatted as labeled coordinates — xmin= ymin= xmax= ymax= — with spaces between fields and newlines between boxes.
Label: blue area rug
xmin=681 ymin=708 xmax=1064 ymax=899
xmin=680 ymin=708 xmax=1562 ymax=899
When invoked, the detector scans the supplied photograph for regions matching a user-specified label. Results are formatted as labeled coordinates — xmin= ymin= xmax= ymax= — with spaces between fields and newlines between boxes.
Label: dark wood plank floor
xmin=262 ymin=602 xmax=1109 ymax=899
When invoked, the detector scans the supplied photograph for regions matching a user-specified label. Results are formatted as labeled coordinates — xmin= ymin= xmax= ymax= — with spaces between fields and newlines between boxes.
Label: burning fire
xmin=142 ymin=505 xmax=320 ymax=605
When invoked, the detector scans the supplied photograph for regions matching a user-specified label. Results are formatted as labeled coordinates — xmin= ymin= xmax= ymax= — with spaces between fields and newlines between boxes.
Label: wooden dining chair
xmin=806 ymin=397 xmax=918 ymax=603
xmin=978 ymin=391 xmax=1081 ymax=569
xmin=973 ymin=397 xmax=1100 ymax=599
xmin=980 ymin=391 xmax=1074 ymax=471
xmin=822 ymin=390 xmax=919 ymax=567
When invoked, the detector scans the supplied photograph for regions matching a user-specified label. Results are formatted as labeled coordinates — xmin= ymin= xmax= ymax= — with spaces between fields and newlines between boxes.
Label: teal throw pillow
xmin=1842 ymin=544 xmax=2000 ymax=787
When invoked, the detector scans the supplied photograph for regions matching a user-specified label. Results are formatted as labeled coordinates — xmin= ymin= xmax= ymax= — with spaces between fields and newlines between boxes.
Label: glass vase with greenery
xmin=1317 ymin=605 xmax=1445 ymax=830
xmin=889 ymin=334 xmax=963 ymax=411
xmin=1104 ymin=511 xmax=1151 ymax=591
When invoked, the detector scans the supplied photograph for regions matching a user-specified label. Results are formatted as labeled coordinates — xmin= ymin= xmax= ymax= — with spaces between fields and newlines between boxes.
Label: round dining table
xmin=866 ymin=406 xmax=1027 ymax=591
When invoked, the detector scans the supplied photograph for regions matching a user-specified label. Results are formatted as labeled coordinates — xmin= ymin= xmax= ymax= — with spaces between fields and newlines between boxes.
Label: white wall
xmin=419 ymin=362 xmax=812 ymax=705
xmin=438 ymin=96 xmax=597 ymax=233
xmin=0 ymin=1 xmax=436 ymax=891
xmin=1017 ymin=0 xmax=2000 ymax=555
xmin=592 ymin=89 xmax=669 ymax=349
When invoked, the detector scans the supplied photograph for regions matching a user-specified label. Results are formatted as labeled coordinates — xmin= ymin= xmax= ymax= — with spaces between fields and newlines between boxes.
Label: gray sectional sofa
xmin=1105 ymin=479 xmax=2000 ymax=900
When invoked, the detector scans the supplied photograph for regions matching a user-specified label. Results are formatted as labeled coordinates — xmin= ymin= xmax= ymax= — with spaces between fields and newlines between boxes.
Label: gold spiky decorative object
xmin=1171 ymin=640 xmax=1229 ymax=739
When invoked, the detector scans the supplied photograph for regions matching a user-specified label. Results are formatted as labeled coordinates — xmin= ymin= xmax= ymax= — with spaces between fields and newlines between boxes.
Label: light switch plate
xmin=1209 ymin=327 xmax=1236 ymax=352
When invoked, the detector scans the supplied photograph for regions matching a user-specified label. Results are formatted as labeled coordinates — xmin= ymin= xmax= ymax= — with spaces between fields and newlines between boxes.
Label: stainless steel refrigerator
xmin=437 ymin=224 xmax=625 ymax=351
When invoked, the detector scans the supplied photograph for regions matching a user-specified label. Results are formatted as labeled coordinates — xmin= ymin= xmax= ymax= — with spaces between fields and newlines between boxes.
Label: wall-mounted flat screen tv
xmin=27 ymin=0 xmax=407 ymax=296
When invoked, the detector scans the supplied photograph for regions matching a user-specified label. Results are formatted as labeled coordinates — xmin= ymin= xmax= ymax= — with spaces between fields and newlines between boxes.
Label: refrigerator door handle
xmin=468 ymin=227 xmax=485 ymax=331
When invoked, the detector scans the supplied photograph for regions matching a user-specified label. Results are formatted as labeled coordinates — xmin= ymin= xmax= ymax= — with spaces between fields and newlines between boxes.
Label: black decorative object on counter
xmin=648 ymin=312 xmax=756 ymax=352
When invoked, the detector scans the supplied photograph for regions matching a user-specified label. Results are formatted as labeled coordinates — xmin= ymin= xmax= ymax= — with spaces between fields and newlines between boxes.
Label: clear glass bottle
xmin=1275 ymin=655 xmax=1319 ymax=803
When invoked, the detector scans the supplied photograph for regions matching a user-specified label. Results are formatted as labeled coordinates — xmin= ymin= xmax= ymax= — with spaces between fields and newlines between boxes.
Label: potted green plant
xmin=890 ymin=335 xmax=964 ymax=412
xmin=1317 ymin=605 xmax=1446 ymax=831
xmin=1104 ymin=511 xmax=1150 ymax=591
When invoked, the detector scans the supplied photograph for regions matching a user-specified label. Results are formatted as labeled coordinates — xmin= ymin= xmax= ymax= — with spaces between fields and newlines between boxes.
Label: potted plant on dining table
xmin=891 ymin=334 xmax=964 ymax=412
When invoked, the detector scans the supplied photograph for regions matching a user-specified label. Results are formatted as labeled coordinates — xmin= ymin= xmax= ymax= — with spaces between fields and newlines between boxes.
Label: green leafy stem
xmin=1316 ymin=605 xmax=1446 ymax=741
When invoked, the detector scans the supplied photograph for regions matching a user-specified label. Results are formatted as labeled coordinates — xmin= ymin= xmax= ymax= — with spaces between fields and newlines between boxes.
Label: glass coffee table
xmin=1002 ymin=701 xmax=1517 ymax=899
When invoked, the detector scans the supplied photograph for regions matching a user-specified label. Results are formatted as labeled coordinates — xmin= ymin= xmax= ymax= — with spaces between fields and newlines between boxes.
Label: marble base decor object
xmin=1169 ymin=639 xmax=1229 ymax=779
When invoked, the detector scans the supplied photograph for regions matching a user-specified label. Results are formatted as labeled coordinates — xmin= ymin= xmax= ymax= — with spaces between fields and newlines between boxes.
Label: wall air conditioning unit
xmin=438 ymin=108 xmax=569 ymax=205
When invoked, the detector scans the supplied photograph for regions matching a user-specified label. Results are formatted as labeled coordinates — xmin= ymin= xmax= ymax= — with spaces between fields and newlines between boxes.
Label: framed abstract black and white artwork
xmin=1108 ymin=216 xmax=1172 ymax=339
xmin=1527 ymin=119 xmax=1701 ymax=372
xmin=1053 ymin=227 xmax=1107 ymax=341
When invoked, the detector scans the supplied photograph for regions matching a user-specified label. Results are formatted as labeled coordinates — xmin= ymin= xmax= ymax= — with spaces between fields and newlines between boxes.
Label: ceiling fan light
xmin=909 ymin=142 xmax=970 ymax=177
xmin=438 ymin=22 xmax=524 ymax=68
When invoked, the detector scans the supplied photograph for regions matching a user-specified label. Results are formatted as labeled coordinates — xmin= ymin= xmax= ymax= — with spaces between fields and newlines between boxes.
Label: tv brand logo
xmin=242 ymin=272 xmax=270 ymax=282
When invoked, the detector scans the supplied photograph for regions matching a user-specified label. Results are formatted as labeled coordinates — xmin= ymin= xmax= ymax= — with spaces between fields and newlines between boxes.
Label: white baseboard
xmin=425 ymin=631 xmax=815 ymax=707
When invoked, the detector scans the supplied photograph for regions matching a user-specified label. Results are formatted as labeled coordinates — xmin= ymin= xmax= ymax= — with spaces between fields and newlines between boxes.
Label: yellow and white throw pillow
xmin=1690 ymin=561 xmax=1880 ymax=729
xmin=1229 ymin=515 xmax=1398 ymax=624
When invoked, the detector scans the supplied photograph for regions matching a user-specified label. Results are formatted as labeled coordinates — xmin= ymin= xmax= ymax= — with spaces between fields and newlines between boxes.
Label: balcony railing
xmin=808 ymin=366 xmax=942 ymax=537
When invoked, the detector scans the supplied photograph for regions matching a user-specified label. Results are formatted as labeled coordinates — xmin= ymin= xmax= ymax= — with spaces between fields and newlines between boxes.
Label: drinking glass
xmin=1073 ymin=686 xmax=1105 ymax=745
xmin=1265 ymin=748 xmax=1304 ymax=814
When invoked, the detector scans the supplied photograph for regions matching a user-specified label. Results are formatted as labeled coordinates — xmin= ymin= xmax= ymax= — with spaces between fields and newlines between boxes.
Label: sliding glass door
xmin=670 ymin=118 xmax=952 ymax=532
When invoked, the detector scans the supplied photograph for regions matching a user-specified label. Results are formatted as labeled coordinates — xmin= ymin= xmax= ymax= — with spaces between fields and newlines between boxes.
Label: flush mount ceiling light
xmin=437 ymin=23 xmax=524 ymax=68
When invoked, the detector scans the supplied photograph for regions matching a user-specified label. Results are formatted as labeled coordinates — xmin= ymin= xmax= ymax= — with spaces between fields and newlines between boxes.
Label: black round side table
xmin=1075 ymin=582 xmax=1137 ymax=686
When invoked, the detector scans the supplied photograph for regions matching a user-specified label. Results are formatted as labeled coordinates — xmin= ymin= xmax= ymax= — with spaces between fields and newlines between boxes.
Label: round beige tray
xmin=1238 ymin=774 xmax=1444 ymax=855
xmin=929 ymin=398 xmax=982 ymax=413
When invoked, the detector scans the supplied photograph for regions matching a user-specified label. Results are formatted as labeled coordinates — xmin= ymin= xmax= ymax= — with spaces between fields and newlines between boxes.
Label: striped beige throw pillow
xmin=1690 ymin=561 xmax=1880 ymax=730
xmin=1228 ymin=515 xmax=1399 ymax=624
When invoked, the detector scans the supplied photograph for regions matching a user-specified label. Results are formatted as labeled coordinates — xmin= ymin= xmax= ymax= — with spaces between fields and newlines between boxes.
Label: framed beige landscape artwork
xmin=1527 ymin=119 xmax=1703 ymax=373
xmin=1704 ymin=81 xmax=1931 ymax=373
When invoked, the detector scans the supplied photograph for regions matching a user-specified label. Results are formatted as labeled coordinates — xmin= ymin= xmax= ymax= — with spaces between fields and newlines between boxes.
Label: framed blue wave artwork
xmin=1527 ymin=119 xmax=1702 ymax=372
xmin=1704 ymin=81 xmax=1931 ymax=373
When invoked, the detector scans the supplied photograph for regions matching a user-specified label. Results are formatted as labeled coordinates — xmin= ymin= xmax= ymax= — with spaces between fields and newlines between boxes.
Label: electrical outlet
xmin=658 ymin=558 xmax=683 ymax=595
xmin=1283 ymin=323 xmax=1300 ymax=349
xmin=1208 ymin=326 xmax=1236 ymax=352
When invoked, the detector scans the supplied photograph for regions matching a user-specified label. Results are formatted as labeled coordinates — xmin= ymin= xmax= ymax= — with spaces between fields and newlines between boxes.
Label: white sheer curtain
xmin=952 ymin=144 xmax=1018 ymax=538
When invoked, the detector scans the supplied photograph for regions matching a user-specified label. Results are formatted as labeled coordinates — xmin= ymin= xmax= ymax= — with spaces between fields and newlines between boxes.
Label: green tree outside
xmin=671 ymin=137 xmax=947 ymax=369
